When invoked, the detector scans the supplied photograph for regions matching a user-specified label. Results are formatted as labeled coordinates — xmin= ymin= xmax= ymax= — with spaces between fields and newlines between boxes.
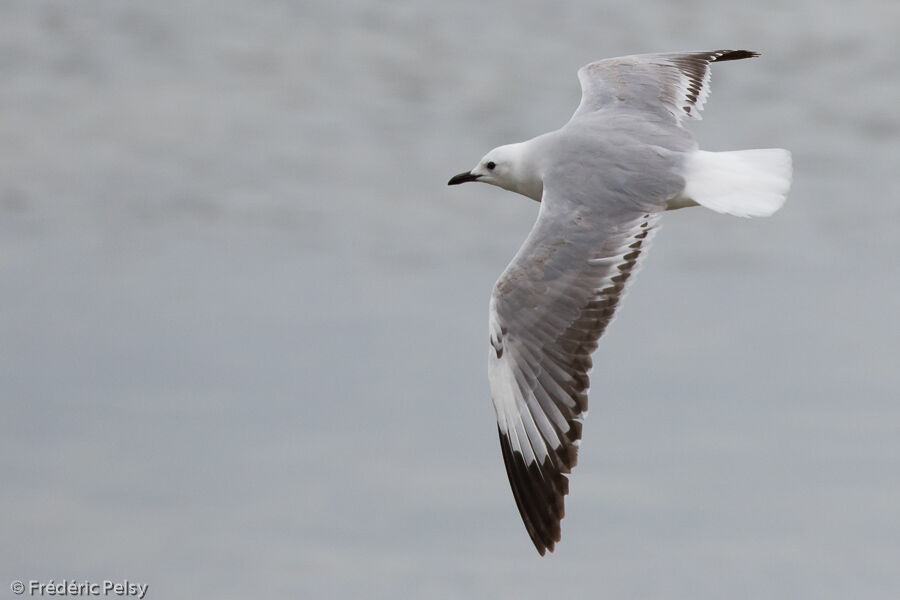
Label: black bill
xmin=447 ymin=171 xmax=481 ymax=185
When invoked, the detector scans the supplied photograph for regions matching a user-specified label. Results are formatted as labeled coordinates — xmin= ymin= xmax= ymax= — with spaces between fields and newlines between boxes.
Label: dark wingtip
xmin=712 ymin=49 xmax=760 ymax=62
xmin=497 ymin=427 xmax=567 ymax=557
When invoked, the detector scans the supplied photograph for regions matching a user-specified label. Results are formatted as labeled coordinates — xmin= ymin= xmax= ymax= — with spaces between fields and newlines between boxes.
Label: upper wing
xmin=488 ymin=190 xmax=661 ymax=555
xmin=571 ymin=49 xmax=758 ymax=124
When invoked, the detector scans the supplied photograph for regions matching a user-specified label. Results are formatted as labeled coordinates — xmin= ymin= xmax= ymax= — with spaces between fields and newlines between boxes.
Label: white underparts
xmin=672 ymin=149 xmax=793 ymax=217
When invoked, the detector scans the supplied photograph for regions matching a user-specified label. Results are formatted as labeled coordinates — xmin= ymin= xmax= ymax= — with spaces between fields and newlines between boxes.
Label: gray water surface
xmin=2 ymin=1 xmax=899 ymax=598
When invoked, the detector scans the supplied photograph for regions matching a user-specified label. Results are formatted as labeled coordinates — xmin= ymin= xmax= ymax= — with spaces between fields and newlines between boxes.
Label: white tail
xmin=678 ymin=149 xmax=792 ymax=218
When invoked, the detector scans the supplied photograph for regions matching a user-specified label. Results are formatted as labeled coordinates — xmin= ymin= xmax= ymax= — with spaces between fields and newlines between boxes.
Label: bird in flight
xmin=448 ymin=50 xmax=791 ymax=555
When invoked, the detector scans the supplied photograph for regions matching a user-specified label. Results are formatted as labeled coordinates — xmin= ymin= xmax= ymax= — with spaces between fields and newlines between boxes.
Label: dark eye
xmin=486 ymin=161 xmax=496 ymax=170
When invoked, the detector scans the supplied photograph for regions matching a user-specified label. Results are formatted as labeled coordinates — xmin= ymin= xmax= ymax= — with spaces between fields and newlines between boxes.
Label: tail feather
xmin=679 ymin=149 xmax=792 ymax=218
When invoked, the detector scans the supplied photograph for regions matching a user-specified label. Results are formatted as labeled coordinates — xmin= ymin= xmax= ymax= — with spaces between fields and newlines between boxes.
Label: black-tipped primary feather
xmin=572 ymin=49 xmax=759 ymax=122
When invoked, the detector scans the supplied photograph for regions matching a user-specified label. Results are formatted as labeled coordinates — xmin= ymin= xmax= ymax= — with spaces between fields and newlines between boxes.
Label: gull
xmin=447 ymin=50 xmax=791 ymax=555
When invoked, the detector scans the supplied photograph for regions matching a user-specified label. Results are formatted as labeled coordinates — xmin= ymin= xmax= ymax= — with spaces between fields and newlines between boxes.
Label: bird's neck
xmin=503 ymin=141 xmax=544 ymax=202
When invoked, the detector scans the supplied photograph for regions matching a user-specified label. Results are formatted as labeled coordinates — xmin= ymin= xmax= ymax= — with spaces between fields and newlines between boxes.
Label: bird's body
xmin=448 ymin=50 xmax=791 ymax=555
xmin=472 ymin=110 xmax=692 ymax=204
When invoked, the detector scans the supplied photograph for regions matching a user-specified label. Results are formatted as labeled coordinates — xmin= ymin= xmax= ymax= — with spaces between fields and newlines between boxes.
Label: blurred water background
xmin=1 ymin=0 xmax=899 ymax=598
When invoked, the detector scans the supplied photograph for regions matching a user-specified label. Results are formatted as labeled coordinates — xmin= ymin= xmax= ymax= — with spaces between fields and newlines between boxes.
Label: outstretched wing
xmin=571 ymin=49 xmax=758 ymax=124
xmin=488 ymin=189 xmax=661 ymax=555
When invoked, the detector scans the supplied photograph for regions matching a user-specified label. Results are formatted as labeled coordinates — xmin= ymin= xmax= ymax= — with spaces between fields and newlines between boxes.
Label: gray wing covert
xmin=488 ymin=192 xmax=661 ymax=555
xmin=572 ymin=49 xmax=758 ymax=123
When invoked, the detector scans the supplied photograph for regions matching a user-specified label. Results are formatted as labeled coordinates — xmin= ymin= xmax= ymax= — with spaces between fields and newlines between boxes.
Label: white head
xmin=448 ymin=143 xmax=542 ymax=201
